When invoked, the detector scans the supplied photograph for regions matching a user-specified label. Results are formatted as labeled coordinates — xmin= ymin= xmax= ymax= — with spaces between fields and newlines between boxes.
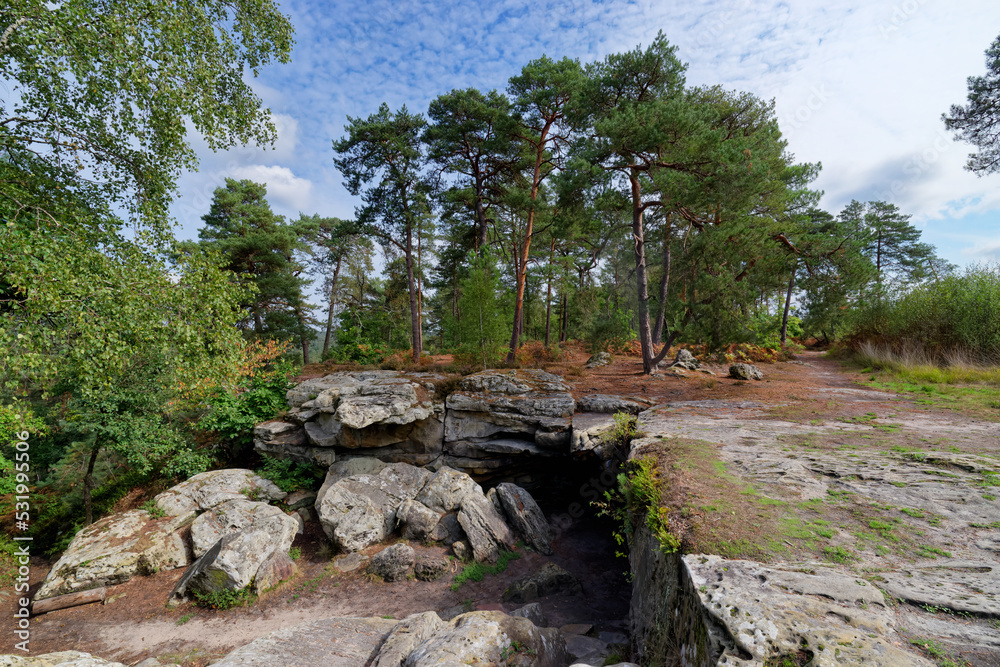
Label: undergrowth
xmin=596 ymin=455 xmax=681 ymax=556
xmin=193 ymin=585 xmax=256 ymax=610
xmin=449 ymin=549 xmax=521 ymax=591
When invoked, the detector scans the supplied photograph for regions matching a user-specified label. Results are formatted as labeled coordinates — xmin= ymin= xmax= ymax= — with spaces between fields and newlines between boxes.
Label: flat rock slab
xmin=154 ymin=469 xmax=286 ymax=517
xmin=684 ymin=555 xmax=933 ymax=667
xmin=35 ymin=510 xmax=192 ymax=600
xmin=879 ymin=560 xmax=1000 ymax=616
xmin=332 ymin=552 xmax=368 ymax=572
xmin=576 ymin=394 xmax=646 ymax=415
xmin=213 ymin=617 xmax=397 ymax=666
xmin=0 ymin=652 xmax=126 ymax=666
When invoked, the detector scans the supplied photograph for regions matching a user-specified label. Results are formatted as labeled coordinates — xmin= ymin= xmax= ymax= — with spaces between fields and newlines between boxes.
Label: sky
xmin=170 ymin=0 xmax=1000 ymax=268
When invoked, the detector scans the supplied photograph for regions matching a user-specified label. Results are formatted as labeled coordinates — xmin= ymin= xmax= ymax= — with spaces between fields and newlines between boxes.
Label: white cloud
xmin=229 ymin=164 xmax=314 ymax=216
xmin=169 ymin=0 xmax=1000 ymax=265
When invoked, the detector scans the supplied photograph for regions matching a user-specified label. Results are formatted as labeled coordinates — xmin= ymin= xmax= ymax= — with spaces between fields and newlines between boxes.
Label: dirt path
xmin=3 ymin=350 xmax=997 ymax=665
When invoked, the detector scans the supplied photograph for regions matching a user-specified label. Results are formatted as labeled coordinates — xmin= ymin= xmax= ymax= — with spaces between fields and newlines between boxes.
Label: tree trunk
xmin=506 ymin=121 xmax=551 ymax=364
xmin=629 ymin=171 xmax=673 ymax=374
xmin=474 ymin=176 xmax=489 ymax=251
xmin=560 ymin=292 xmax=568 ymax=343
xmin=322 ymin=257 xmax=343 ymax=357
xmin=83 ymin=442 xmax=100 ymax=526
xmin=544 ymin=239 xmax=557 ymax=347
xmin=652 ymin=216 xmax=672 ymax=344
xmin=780 ymin=263 xmax=796 ymax=344
xmin=405 ymin=225 xmax=422 ymax=363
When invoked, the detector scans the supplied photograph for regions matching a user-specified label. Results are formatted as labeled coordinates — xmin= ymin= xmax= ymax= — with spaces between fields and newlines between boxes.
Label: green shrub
xmin=193 ymin=585 xmax=255 ymax=609
xmin=596 ymin=456 xmax=680 ymax=556
xmin=450 ymin=549 xmax=520 ymax=591
xmin=850 ymin=264 xmax=1000 ymax=359
xmin=199 ymin=360 xmax=294 ymax=457
xmin=588 ymin=303 xmax=636 ymax=354
xmin=256 ymin=455 xmax=324 ymax=493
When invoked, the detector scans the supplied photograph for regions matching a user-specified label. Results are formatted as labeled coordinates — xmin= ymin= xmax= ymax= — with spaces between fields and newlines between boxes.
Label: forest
xmin=2 ymin=1 xmax=999 ymax=554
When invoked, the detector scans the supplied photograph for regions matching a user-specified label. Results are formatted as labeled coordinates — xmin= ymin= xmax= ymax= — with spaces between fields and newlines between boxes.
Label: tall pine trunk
xmin=322 ymin=257 xmax=343 ymax=358
xmin=629 ymin=170 xmax=673 ymax=373
xmin=83 ymin=442 xmax=100 ymax=526
xmin=780 ymin=263 xmax=796 ymax=344
xmin=405 ymin=223 xmax=421 ymax=363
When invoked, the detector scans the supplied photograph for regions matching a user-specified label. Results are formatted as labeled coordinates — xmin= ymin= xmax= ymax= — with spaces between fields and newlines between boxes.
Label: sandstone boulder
xmin=576 ymin=394 xmax=646 ymax=415
xmin=403 ymin=611 xmax=568 ymax=667
xmin=153 ymin=469 xmax=286 ymax=517
xmin=683 ymin=556 xmax=932 ymax=666
xmin=188 ymin=506 xmax=299 ymax=594
xmin=35 ymin=510 xmax=192 ymax=600
xmin=728 ymin=363 xmax=763 ymax=381
xmin=316 ymin=461 xmax=432 ymax=552
xmin=367 ymin=543 xmax=415 ymax=582
xmin=372 ymin=612 xmax=445 ymax=667
xmin=213 ymin=617 xmax=398 ymax=666
xmin=444 ymin=370 xmax=575 ymax=476
xmin=503 ymin=562 xmax=582 ymax=603
xmin=414 ymin=556 xmax=450 ymax=581
xmin=252 ymin=549 xmax=296 ymax=594
xmin=494 ymin=483 xmax=553 ymax=555
xmin=663 ymin=348 xmax=700 ymax=371
xmin=260 ymin=371 xmax=446 ymax=468
xmin=585 ymin=351 xmax=612 ymax=369
xmin=190 ymin=499 xmax=297 ymax=558
xmin=458 ymin=491 xmax=516 ymax=563
xmin=414 ymin=466 xmax=482 ymax=513
xmin=396 ymin=499 xmax=443 ymax=541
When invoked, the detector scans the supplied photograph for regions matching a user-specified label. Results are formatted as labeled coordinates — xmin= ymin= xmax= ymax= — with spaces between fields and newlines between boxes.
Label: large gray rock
xmin=396 ymin=498 xmax=443 ymax=541
xmin=403 ymin=611 xmax=568 ymax=667
xmin=495 ymin=483 xmax=553 ymax=555
xmin=414 ymin=466 xmax=482 ymax=513
xmin=258 ymin=371 xmax=446 ymax=467
xmin=728 ymin=363 xmax=763 ymax=381
xmin=34 ymin=510 xmax=192 ymax=600
xmin=372 ymin=612 xmax=445 ymax=667
xmin=153 ymin=469 xmax=286 ymax=517
xmin=316 ymin=461 xmax=432 ymax=552
xmin=457 ymin=490 xmax=516 ymax=563
xmin=0 ymin=652 xmax=127 ymax=666
xmin=252 ymin=549 xmax=296 ymax=594
xmin=576 ymin=394 xmax=646 ymax=415
xmin=570 ymin=412 xmax=620 ymax=458
xmin=190 ymin=498 xmax=297 ymax=558
xmin=443 ymin=370 xmax=575 ymax=478
xmin=503 ymin=562 xmax=582 ymax=603
xmin=663 ymin=348 xmax=700 ymax=371
xmin=189 ymin=505 xmax=299 ymax=594
xmin=585 ymin=351 xmax=612 ymax=369
xmin=367 ymin=543 xmax=415 ymax=582
xmin=213 ymin=617 xmax=397 ymax=666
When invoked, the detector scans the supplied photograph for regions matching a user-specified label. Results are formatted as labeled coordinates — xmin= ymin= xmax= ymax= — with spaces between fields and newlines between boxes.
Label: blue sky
xmin=171 ymin=0 xmax=1000 ymax=267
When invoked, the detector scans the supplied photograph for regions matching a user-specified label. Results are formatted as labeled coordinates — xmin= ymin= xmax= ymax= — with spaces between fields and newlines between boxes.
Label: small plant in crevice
xmin=192 ymin=585 xmax=256 ymax=610
xmin=141 ymin=499 xmax=166 ymax=519
xmin=500 ymin=639 xmax=537 ymax=664
xmin=256 ymin=455 xmax=325 ymax=493
xmin=594 ymin=455 xmax=680 ymax=557
xmin=449 ymin=549 xmax=521 ymax=591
